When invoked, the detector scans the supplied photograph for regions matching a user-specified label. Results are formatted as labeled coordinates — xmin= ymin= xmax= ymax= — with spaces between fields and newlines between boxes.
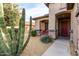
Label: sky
xmin=17 ymin=3 xmax=49 ymax=21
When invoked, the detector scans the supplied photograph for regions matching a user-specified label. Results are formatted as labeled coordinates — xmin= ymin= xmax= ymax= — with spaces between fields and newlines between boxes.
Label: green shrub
xmin=31 ymin=30 xmax=37 ymax=37
xmin=40 ymin=35 xmax=52 ymax=43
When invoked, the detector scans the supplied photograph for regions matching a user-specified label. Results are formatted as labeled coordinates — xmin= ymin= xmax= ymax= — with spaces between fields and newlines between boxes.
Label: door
xmin=58 ymin=19 xmax=70 ymax=37
xmin=61 ymin=20 xmax=69 ymax=36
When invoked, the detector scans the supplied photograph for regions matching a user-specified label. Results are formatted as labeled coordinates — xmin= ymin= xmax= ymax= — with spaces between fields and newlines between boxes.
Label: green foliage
xmin=31 ymin=30 xmax=37 ymax=37
xmin=0 ymin=4 xmax=32 ymax=56
xmin=40 ymin=35 xmax=52 ymax=43
xmin=3 ymin=3 xmax=20 ymax=26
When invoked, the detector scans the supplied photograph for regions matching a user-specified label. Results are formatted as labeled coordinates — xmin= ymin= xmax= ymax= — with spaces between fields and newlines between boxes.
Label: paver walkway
xmin=42 ymin=38 xmax=71 ymax=56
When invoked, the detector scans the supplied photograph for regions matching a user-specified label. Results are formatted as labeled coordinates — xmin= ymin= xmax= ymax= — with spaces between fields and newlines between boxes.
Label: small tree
xmin=3 ymin=3 xmax=20 ymax=26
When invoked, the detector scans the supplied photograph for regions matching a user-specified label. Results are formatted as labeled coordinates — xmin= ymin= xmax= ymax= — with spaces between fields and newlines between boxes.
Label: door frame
xmin=55 ymin=12 xmax=71 ymax=38
xmin=58 ymin=19 xmax=70 ymax=37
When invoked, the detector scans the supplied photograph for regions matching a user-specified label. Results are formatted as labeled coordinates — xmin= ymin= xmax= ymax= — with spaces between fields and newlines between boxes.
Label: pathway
xmin=42 ymin=38 xmax=70 ymax=56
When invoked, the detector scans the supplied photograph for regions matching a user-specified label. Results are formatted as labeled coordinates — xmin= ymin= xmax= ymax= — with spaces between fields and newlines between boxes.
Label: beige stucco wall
xmin=54 ymin=3 xmax=67 ymax=14
xmin=49 ymin=4 xmax=56 ymax=39
xmin=71 ymin=4 xmax=78 ymax=51
xmin=77 ymin=14 xmax=79 ymax=55
xmin=75 ymin=4 xmax=79 ymax=54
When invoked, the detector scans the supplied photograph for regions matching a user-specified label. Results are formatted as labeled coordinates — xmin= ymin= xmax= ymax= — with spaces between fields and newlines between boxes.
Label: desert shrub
xmin=31 ymin=30 xmax=37 ymax=37
xmin=40 ymin=35 xmax=52 ymax=43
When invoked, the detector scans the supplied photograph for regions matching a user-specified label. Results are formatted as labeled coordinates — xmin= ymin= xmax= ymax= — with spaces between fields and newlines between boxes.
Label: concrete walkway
xmin=42 ymin=38 xmax=71 ymax=56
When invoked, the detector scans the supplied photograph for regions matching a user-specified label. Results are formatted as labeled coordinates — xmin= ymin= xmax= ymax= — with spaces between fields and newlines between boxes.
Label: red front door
xmin=58 ymin=19 xmax=70 ymax=37
xmin=61 ymin=21 xmax=69 ymax=36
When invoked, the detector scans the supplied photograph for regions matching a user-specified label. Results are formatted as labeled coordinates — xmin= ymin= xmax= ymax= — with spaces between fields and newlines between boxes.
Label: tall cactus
xmin=0 ymin=4 xmax=32 ymax=56
xmin=16 ymin=8 xmax=25 ymax=55
xmin=17 ymin=16 xmax=32 ymax=55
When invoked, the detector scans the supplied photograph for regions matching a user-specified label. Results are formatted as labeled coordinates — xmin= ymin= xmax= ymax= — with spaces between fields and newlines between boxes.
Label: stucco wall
xmin=71 ymin=4 xmax=78 ymax=51
xmin=77 ymin=15 xmax=79 ymax=55
xmin=76 ymin=4 xmax=79 ymax=55
xmin=54 ymin=3 xmax=67 ymax=14
xmin=49 ymin=4 xmax=56 ymax=39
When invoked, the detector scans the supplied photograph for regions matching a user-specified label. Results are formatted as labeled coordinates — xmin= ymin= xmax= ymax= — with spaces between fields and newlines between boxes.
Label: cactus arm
xmin=0 ymin=28 xmax=10 ymax=55
xmin=8 ymin=11 xmax=17 ymax=55
xmin=10 ymin=27 xmax=17 ymax=55
xmin=17 ymin=16 xmax=32 ymax=55
xmin=16 ymin=8 xmax=25 ymax=55
xmin=22 ymin=16 xmax=32 ymax=49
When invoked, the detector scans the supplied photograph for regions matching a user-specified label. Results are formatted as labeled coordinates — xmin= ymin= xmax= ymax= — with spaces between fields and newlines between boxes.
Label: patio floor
xmin=42 ymin=38 xmax=71 ymax=56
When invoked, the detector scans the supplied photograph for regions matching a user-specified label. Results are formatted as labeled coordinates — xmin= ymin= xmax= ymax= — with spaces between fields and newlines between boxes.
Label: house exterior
xmin=33 ymin=3 xmax=79 ymax=55
xmin=33 ymin=14 xmax=48 ymax=35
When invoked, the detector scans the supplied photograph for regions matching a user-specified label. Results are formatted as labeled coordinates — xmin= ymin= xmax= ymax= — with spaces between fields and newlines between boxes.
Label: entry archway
xmin=40 ymin=20 xmax=48 ymax=35
xmin=55 ymin=11 xmax=71 ymax=38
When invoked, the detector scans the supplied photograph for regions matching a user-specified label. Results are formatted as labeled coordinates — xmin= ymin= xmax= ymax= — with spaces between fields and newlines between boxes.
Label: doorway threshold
xmin=57 ymin=36 xmax=70 ymax=40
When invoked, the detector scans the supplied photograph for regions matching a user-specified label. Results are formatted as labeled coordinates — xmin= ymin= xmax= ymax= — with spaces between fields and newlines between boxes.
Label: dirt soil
xmin=21 ymin=32 xmax=52 ymax=56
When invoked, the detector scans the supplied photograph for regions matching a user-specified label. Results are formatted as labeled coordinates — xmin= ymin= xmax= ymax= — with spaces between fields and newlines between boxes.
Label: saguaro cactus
xmin=0 ymin=4 xmax=32 ymax=56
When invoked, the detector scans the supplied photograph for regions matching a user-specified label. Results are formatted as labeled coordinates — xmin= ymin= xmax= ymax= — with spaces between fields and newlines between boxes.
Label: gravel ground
xmin=21 ymin=32 xmax=52 ymax=56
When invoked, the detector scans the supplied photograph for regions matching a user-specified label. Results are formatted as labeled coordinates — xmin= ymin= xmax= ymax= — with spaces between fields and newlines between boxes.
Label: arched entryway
xmin=40 ymin=20 xmax=48 ymax=35
xmin=56 ymin=11 xmax=71 ymax=38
